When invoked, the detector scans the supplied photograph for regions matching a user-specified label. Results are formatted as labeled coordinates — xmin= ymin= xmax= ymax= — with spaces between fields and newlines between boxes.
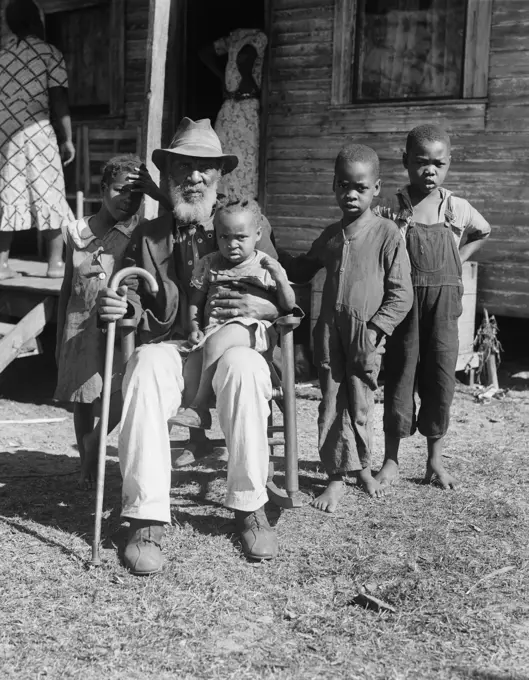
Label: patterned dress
xmin=54 ymin=215 xmax=141 ymax=403
xmin=0 ymin=35 xmax=73 ymax=232
xmin=213 ymin=29 xmax=268 ymax=200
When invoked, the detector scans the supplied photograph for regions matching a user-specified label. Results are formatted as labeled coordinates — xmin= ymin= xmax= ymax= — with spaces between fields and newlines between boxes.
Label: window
xmin=332 ymin=0 xmax=493 ymax=106
xmin=41 ymin=0 xmax=125 ymax=117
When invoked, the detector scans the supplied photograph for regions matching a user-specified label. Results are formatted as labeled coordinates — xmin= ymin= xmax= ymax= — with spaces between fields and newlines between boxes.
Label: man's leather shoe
xmin=123 ymin=520 xmax=165 ymax=575
xmin=234 ymin=506 xmax=278 ymax=560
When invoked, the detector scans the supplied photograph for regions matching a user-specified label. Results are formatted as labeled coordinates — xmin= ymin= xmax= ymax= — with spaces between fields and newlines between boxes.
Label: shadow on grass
xmin=452 ymin=669 xmax=528 ymax=680
xmin=0 ymin=447 xmax=122 ymax=546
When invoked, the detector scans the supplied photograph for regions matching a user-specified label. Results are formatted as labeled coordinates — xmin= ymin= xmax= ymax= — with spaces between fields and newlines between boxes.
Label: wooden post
xmin=142 ymin=0 xmax=172 ymax=220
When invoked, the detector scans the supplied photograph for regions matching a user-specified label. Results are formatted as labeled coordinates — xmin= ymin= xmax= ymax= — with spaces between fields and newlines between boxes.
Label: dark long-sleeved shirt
xmin=280 ymin=214 xmax=413 ymax=336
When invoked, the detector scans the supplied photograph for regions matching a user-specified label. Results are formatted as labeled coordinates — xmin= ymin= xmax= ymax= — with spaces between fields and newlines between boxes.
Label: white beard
xmin=169 ymin=177 xmax=219 ymax=225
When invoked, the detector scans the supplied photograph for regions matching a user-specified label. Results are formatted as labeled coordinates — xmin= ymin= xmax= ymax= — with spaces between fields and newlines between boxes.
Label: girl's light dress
xmin=54 ymin=215 xmax=140 ymax=403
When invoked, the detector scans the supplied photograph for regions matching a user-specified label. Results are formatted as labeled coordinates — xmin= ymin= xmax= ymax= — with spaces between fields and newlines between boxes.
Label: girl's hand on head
xmin=188 ymin=329 xmax=204 ymax=346
xmin=127 ymin=165 xmax=160 ymax=199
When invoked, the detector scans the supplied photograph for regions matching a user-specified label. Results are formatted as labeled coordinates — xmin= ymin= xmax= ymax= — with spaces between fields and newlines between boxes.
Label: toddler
xmin=173 ymin=199 xmax=296 ymax=429
xmin=375 ymin=124 xmax=491 ymax=490
xmin=281 ymin=144 xmax=413 ymax=512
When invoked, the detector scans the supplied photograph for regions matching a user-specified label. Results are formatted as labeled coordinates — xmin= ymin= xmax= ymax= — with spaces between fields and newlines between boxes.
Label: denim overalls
xmin=383 ymin=196 xmax=463 ymax=440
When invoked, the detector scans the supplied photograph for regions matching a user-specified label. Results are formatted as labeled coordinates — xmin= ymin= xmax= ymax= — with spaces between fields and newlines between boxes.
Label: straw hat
xmin=152 ymin=117 xmax=238 ymax=174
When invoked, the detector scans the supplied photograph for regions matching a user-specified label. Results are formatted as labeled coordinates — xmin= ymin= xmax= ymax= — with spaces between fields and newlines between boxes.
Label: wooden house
xmin=1 ymin=0 xmax=527 ymax=369
xmin=262 ymin=0 xmax=529 ymax=320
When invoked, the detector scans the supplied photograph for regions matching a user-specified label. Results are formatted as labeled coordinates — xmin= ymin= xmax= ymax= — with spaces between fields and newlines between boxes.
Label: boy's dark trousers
xmin=315 ymin=310 xmax=381 ymax=474
xmin=383 ymin=219 xmax=463 ymax=439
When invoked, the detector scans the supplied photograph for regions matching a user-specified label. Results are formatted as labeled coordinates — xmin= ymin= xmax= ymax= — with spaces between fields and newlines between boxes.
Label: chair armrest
xmin=276 ymin=314 xmax=301 ymax=330
xmin=117 ymin=317 xmax=139 ymax=329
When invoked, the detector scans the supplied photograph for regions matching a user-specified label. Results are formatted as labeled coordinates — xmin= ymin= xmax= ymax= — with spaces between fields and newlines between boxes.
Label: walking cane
xmin=90 ymin=267 xmax=159 ymax=566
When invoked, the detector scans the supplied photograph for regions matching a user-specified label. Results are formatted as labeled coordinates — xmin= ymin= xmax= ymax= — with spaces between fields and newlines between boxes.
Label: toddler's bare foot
xmin=311 ymin=475 xmax=345 ymax=513
xmin=171 ymin=406 xmax=212 ymax=430
xmin=77 ymin=432 xmax=98 ymax=490
xmin=375 ymin=459 xmax=399 ymax=488
xmin=358 ymin=468 xmax=386 ymax=498
xmin=424 ymin=461 xmax=458 ymax=490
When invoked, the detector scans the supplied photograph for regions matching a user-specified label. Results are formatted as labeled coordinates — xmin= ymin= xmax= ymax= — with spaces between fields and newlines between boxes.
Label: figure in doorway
xmin=200 ymin=28 xmax=268 ymax=200
xmin=0 ymin=0 xmax=75 ymax=279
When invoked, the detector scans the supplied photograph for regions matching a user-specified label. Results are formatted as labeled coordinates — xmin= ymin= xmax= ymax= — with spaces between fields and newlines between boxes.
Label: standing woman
xmin=0 ymin=0 xmax=75 ymax=279
xmin=200 ymin=28 xmax=268 ymax=201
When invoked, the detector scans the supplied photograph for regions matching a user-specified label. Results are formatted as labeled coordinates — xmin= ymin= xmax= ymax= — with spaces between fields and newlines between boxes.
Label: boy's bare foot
xmin=171 ymin=407 xmax=212 ymax=430
xmin=311 ymin=475 xmax=345 ymax=513
xmin=375 ymin=459 xmax=399 ymax=488
xmin=77 ymin=431 xmax=98 ymax=490
xmin=358 ymin=467 xmax=386 ymax=498
xmin=424 ymin=462 xmax=458 ymax=490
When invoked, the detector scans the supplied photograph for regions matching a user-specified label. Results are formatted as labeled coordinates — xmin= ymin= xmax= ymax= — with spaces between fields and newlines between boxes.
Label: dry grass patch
xmin=0 ymin=384 xmax=528 ymax=679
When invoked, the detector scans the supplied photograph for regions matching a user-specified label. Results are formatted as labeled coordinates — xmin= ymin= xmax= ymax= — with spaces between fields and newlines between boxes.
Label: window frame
xmin=331 ymin=0 xmax=493 ymax=107
xmin=41 ymin=0 xmax=125 ymax=117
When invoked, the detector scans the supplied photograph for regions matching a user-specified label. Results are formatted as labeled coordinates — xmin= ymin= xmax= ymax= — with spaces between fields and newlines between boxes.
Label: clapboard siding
xmin=265 ymin=0 xmax=529 ymax=318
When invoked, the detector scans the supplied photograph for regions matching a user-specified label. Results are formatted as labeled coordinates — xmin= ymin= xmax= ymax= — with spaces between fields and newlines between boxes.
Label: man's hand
xmin=208 ymin=282 xmax=279 ymax=322
xmin=60 ymin=140 xmax=75 ymax=166
xmin=99 ymin=285 xmax=129 ymax=322
xmin=188 ymin=329 xmax=204 ymax=346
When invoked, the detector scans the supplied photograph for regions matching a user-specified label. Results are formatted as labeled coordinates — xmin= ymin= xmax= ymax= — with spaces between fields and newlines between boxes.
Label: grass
xmin=0 ymin=380 xmax=528 ymax=679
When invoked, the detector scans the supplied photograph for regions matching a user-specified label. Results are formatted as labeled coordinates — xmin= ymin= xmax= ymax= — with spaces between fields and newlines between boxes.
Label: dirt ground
xmin=0 ymin=341 xmax=528 ymax=679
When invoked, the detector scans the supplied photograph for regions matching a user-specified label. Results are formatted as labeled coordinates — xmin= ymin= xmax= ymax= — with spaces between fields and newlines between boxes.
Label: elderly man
xmin=99 ymin=118 xmax=285 ymax=575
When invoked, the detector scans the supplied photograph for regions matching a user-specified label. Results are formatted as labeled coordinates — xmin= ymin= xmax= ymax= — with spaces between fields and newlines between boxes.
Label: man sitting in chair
xmin=98 ymin=118 xmax=288 ymax=576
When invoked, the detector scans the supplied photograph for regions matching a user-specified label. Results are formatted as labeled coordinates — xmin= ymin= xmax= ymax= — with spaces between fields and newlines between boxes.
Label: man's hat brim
xmin=152 ymin=146 xmax=238 ymax=174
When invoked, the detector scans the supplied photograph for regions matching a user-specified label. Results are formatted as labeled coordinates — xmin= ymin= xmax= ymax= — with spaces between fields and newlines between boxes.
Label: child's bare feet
xmin=425 ymin=437 xmax=458 ymax=489
xmin=77 ymin=431 xmax=98 ymax=490
xmin=358 ymin=467 xmax=387 ymax=498
xmin=311 ymin=475 xmax=345 ymax=513
xmin=424 ymin=461 xmax=458 ymax=490
xmin=375 ymin=459 xmax=399 ymax=488
xmin=172 ymin=407 xmax=212 ymax=430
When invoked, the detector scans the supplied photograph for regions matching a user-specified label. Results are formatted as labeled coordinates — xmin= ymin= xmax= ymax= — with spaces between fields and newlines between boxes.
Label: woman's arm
xmin=49 ymin=86 xmax=75 ymax=166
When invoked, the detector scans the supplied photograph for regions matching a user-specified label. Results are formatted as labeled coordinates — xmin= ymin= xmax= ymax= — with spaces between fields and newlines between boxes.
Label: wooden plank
xmin=141 ymin=0 xmax=171 ymax=220
xmin=259 ymin=0 xmax=273 ymax=211
xmin=0 ymin=260 xmax=62 ymax=296
xmin=463 ymin=0 xmax=493 ymax=98
xmin=268 ymin=101 xmax=487 ymax=134
xmin=0 ymin=298 xmax=55 ymax=374
xmin=109 ymin=0 xmax=126 ymax=115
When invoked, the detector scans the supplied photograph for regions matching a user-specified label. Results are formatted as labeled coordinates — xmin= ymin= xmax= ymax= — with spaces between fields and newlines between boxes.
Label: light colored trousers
xmin=119 ymin=342 xmax=272 ymax=523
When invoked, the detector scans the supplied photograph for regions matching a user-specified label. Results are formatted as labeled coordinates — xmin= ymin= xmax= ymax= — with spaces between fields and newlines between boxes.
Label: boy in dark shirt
xmin=282 ymin=144 xmax=413 ymax=512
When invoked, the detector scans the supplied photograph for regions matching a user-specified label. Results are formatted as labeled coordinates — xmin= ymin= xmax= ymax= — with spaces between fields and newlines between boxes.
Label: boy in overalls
xmin=375 ymin=125 xmax=491 ymax=490
xmin=281 ymin=144 xmax=413 ymax=512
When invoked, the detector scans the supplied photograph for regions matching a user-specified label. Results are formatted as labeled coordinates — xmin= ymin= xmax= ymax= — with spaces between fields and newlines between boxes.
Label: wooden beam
xmin=142 ymin=0 xmax=172 ymax=220
xmin=109 ymin=0 xmax=126 ymax=116
xmin=0 ymin=297 xmax=55 ymax=374
xmin=331 ymin=0 xmax=357 ymax=106
xmin=463 ymin=0 xmax=493 ymax=98
xmin=259 ymin=0 xmax=273 ymax=210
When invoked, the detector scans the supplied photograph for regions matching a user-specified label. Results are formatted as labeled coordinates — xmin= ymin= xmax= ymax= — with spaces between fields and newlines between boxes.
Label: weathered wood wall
xmin=264 ymin=0 xmax=529 ymax=318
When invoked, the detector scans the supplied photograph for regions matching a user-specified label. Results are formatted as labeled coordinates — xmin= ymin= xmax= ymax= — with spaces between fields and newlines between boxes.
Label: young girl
xmin=375 ymin=124 xmax=491 ymax=491
xmin=55 ymin=154 xmax=160 ymax=488
xmin=173 ymin=199 xmax=295 ymax=430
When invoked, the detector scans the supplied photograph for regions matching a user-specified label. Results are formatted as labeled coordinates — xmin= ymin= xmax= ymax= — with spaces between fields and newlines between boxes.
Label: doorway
xmin=169 ymin=0 xmax=266 ymax=130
